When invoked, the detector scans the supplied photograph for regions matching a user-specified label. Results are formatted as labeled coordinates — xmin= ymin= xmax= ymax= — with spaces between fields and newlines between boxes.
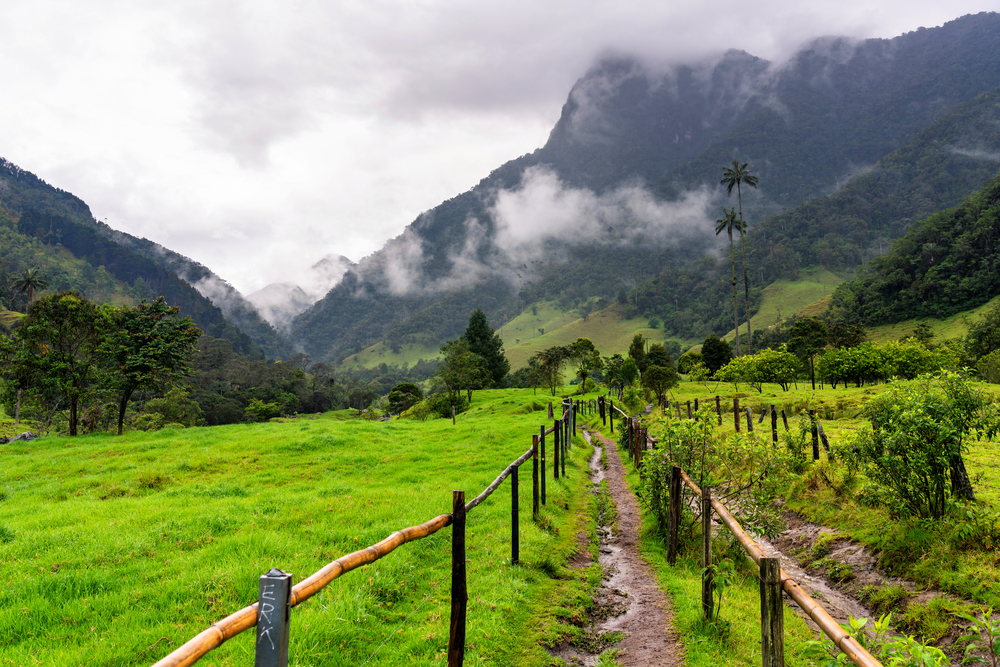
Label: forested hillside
xmin=0 ymin=159 xmax=289 ymax=358
xmin=827 ymin=176 xmax=1000 ymax=325
xmin=290 ymin=13 xmax=1000 ymax=363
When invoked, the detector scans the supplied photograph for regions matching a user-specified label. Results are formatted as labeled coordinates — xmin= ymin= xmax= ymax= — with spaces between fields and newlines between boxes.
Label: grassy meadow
xmin=0 ymin=388 xmax=602 ymax=666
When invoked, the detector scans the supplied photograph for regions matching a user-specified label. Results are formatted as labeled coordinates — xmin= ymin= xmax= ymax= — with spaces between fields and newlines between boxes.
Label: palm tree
xmin=13 ymin=267 xmax=49 ymax=310
xmin=721 ymin=160 xmax=758 ymax=353
xmin=715 ymin=207 xmax=743 ymax=356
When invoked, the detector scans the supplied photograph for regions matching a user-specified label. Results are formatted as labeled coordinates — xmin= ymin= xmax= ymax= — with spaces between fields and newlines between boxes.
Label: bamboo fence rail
xmin=676 ymin=469 xmax=882 ymax=667
xmin=151 ymin=404 xmax=577 ymax=667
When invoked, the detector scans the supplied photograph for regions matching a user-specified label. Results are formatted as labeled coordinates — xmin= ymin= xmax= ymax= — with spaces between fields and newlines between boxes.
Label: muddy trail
xmin=548 ymin=428 xmax=684 ymax=667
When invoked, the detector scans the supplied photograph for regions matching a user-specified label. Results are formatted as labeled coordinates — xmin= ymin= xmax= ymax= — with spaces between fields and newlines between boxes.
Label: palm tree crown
xmin=721 ymin=160 xmax=758 ymax=353
xmin=13 ymin=267 xmax=49 ymax=309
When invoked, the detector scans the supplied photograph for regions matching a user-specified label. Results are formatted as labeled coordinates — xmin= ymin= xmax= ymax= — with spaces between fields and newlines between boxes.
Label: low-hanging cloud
xmin=490 ymin=165 xmax=718 ymax=265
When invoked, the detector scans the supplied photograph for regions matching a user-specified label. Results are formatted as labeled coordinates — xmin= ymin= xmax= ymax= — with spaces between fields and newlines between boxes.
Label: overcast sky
xmin=0 ymin=1 xmax=992 ymax=295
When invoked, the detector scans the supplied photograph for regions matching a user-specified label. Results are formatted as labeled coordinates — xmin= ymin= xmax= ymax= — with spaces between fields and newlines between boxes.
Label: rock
xmin=9 ymin=431 xmax=38 ymax=442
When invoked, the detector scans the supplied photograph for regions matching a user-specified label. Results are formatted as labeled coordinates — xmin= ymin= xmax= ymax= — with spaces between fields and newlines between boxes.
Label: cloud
xmin=490 ymin=166 xmax=718 ymax=265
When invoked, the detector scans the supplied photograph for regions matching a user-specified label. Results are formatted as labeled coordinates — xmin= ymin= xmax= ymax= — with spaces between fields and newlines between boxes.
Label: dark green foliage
xmin=437 ymin=339 xmax=490 ymax=403
xmin=966 ymin=301 xmax=1000 ymax=362
xmin=461 ymin=308 xmax=509 ymax=386
xmin=642 ymin=365 xmax=677 ymax=403
xmin=828 ymin=176 xmax=1000 ymax=326
xmin=387 ymin=382 xmax=423 ymax=414
xmin=789 ymin=318 xmax=828 ymax=388
xmin=627 ymin=334 xmax=647 ymax=372
xmin=98 ymin=297 xmax=201 ymax=435
xmin=532 ymin=345 xmax=570 ymax=396
xmin=842 ymin=372 xmax=1000 ymax=518
xmin=646 ymin=342 xmax=674 ymax=370
xmin=701 ymin=334 xmax=732 ymax=374
xmin=15 ymin=291 xmax=102 ymax=435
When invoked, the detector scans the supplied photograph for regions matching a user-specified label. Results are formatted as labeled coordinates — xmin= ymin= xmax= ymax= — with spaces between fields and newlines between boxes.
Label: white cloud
xmin=0 ymin=0 xmax=993 ymax=295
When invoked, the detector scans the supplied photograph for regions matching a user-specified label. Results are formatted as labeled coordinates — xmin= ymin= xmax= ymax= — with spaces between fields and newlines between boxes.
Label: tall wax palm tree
xmin=721 ymin=160 xmax=758 ymax=353
xmin=715 ymin=207 xmax=743 ymax=356
xmin=13 ymin=267 xmax=49 ymax=310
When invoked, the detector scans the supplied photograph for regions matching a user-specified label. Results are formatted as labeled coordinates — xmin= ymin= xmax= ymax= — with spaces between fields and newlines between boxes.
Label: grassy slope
xmin=341 ymin=301 xmax=694 ymax=373
xmin=0 ymin=389 xmax=600 ymax=667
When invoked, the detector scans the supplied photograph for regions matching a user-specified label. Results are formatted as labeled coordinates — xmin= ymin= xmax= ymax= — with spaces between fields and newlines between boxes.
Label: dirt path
xmin=551 ymin=426 xmax=684 ymax=666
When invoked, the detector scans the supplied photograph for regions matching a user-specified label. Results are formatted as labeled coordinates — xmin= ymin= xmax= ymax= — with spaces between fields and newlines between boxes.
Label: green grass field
xmin=0 ymin=389 xmax=601 ymax=666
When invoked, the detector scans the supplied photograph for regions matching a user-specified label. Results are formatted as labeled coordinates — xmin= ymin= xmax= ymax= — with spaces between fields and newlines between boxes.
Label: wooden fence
xmin=151 ymin=398 xmax=593 ymax=667
xmin=601 ymin=396 xmax=883 ymax=667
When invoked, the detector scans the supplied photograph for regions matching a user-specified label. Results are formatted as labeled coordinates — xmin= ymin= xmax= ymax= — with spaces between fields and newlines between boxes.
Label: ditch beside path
xmin=573 ymin=427 xmax=684 ymax=666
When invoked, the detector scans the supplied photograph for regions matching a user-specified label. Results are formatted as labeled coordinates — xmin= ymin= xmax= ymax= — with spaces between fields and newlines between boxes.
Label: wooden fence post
xmin=553 ymin=419 xmax=560 ymax=480
xmin=540 ymin=426 xmax=546 ymax=505
xmin=609 ymin=401 xmax=614 ymax=434
xmin=716 ymin=395 xmax=721 ymax=425
xmin=781 ymin=408 xmax=789 ymax=431
xmin=734 ymin=398 xmax=740 ymax=432
xmin=760 ymin=557 xmax=785 ymax=667
xmin=746 ymin=407 xmax=754 ymax=432
xmin=667 ymin=466 xmax=681 ymax=566
xmin=758 ymin=407 xmax=767 ymax=424
xmin=532 ymin=436 xmax=539 ymax=520
xmin=561 ymin=415 xmax=567 ymax=478
xmin=548 ymin=402 xmax=553 ymax=420
xmin=687 ymin=400 xmax=692 ymax=419
xmin=810 ymin=410 xmax=819 ymax=460
xmin=452 ymin=406 xmax=456 ymax=425
xmin=771 ymin=405 xmax=778 ymax=446
xmin=818 ymin=421 xmax=830 ymax=452
xmin=511 ymin=465 xmax=519 ymax=565
xmin=448 ymin=490 xmax=467 ymax=667
xmin=694 ymin=397 xmax=699 ymax=413
xmin=255 ymin=568 xmax=292 ymax=667
xmin=702 ymin=485 xmax=713 ymax=620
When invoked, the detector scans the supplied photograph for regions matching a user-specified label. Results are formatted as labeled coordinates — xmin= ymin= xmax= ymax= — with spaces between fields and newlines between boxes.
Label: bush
xmin=426 ymin=392 xmax=469 ymax=419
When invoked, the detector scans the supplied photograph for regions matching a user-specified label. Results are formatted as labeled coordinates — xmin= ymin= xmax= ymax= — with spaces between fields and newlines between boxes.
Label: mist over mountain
xmin=0 ymin=158 xmax=290 ymax=359
xmin=290 ymin=12 xmax=1000 ymax=363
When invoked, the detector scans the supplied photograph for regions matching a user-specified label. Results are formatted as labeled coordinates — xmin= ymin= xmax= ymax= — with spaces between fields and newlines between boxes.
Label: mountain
xmin=246 ymin=283 xmax=313 ymax=332
xmin=0 ymin=158 xmax=290 ymax=359
xmin=290 ymin=12 xmax=1000 ymax=363
xmin=827 ymin=175 xmax=1000 ymax=325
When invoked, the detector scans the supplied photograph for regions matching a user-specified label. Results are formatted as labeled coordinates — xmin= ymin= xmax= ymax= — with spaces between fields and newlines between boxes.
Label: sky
xmin=0 ymin=0 xmax=993 ymax=297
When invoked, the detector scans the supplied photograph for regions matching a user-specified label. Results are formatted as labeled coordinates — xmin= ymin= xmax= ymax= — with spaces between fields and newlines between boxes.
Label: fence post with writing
xmin=511 ymin=464 xmax=519 ymax=565
xmin=668 ymin=466 xmax=681 ymax=566
xmin=255 ymin=568 xmax=292 ymax=667
xmin=448 ymin=490 xmax=467 ymax=667
xmin=760 ymin=557 xmax=785 ymax=667
xmin=532 ymin=436 xmax=539 ymax=520
xmin=702 ymin=485 xmax=713 ymax=621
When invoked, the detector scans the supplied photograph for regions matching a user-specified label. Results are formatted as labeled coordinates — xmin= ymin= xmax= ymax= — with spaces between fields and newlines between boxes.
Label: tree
xmin=532 ymin=345 xmax=569 ymax=396
xmin=642 ymin=365 xmax=678 ymax=404
xmin=844 ymin=372 xmax=999 ymax=517
xmin=715 ymin=208 xmax=744 ymax=356
xmin=461 ymin=308 xmax=510 ymax=386
xmin=788 ymin=317 xmax=828 ymax=389
xmin=16 ymin=291 xmax=101 ymax=435
xmin=568 ymin=338 xmax=602 ymax=393
xmin=98 ymin=297 xmax=202 ymax=435
xmin=627 ymin=333 xmax=648 ymax=372
xmin=721 ymin=160 xmax=759 ymax=354
xmin=966 ymin=302 xmax=1000 ymax=362
xmin=701 ymin=333 xmax=732 ymax=374
xmin=438 ymin=339 xmax=490 ymax=403
xmin=12 ymin=267 xmax=49 ymax=310
xmin=646 ymin=342 xmax=674 ymax=370
xmin=714 ymin=347 xmax=800 ymax=392
xmin=387 ymin=382 xmax=423 ymax=414
xmin=602 ymin=354 xmax=626 ymax=395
